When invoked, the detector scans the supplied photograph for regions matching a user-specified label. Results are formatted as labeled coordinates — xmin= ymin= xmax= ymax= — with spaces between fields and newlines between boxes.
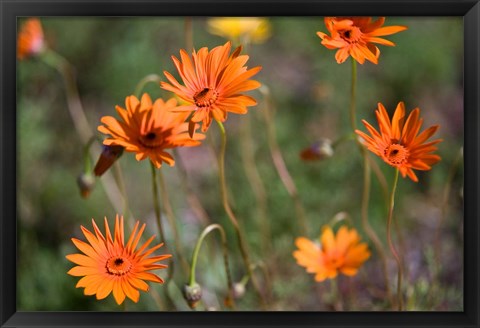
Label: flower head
xmin=17 ymin=18 xmax=45 ymax=60
xmin=98 ymin=93 xmax=205 ymax=169
xmin=317 ymin=17 xmax=407 ymax=64
xmin=293 ymin=225 xmax=370 ymax=282
xmin=66 ymin=215 xmax=171 ymax=305
xmin=207 ymin=17 xmax=271 ymax=44
xmin=355 ymin=102 xmax=442 ymax=182
xmin=161 ymin=42 xmax=262 ymax=134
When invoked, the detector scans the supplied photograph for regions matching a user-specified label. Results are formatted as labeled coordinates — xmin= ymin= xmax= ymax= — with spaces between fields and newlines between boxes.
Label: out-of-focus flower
xmin=97 ymin=94 xmax=204 ymax=169
xmin=317 ymin=17 xmax=407 ymax=64
xmin=293 ymin=225 xmax=370 ymax=281
xmin=355 ymin=102 xmax=442 ymax=182
xmin=76 ymin=172 xmax=96 ymax=198
xmin=207 ymin=17 xmax=271 ymax=44
xmin=66 ymin=215 xmax=171 ymax=305
xmin=93 ymin=145 xmax=124 ymax=177
xmin=300 ymin=138 xmax=334 ymax=161
xmin=161 ymin=42 xmax=262 ymax=134
xmin=17 ymin=18 xmax=45 ymax=60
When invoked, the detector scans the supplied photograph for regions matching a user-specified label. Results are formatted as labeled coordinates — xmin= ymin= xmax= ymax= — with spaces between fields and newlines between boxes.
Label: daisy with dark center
xmin=97 ymin=93 xmax=205 ymax=169
xmin=161 ymin=41 xmax=262 ymax=134
xmin=355 ymin=102 xmax=442 ymax=182
xmin=66 ymin=215 xmax=171 ymax=305
xmin=317 ymin=17 xmax=407 ymax=64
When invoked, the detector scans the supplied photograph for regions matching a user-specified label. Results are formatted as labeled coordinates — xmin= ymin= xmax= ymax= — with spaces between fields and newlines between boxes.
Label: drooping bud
xmin=76 ymin=172 xmax=95 ymax=198
xmin=233 ymin=282 xmax=246 ymax=299
xmin=93 ymin=145 xmax=124 ymax=176
xmin=300 ymin=138 xmax=334 ymax=161
xmin=183 ymin=283 xmax=202 ymax=309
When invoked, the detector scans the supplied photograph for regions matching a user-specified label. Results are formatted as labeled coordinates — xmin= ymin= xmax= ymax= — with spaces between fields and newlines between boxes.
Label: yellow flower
xmin=207 ymin=17 xmax=271 ymax=44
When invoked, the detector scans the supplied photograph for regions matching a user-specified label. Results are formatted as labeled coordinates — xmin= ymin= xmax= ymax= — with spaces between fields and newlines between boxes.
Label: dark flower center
xmin=106 ymin=256 xmax=132 ymax=276
xmin=339 ymin=27 xmax=362 ymax=43
xmin=384 ymin=143 xmax=409 ymax=165
xmin=146 ymin=132 xmax=156 ymax=140
xmin=194 ymin=88 xmax=218 ymax=108
xmin=139 ymin=131 xmax=164 ymax=149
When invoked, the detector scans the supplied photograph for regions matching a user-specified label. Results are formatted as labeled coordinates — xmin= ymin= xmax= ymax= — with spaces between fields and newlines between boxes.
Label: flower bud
xmin=77 ymin=173 xmax=95 ymax=198
xmin=183 ymin=283 xmax=202 ymax=309
xmin=233 ymin=282 xmax=246 ymax=299
xmin=93 ymin=145 xmax=124 ymax=176
xmin=300 ymin=138 xmax=334 ymax=161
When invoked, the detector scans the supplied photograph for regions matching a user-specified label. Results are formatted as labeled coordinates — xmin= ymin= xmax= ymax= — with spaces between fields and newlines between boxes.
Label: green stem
xmin=134 ymin=74 xmax=162 ymax=98
xmin=157 ymin=168 xmax=190 ymax=275
xmin=386 ymin=169 xmax=403 ymax=310
xmin=349 ymin=58 xmax=358 ymax=131
xmin=215 ymin=119 xmax=268 ymax=309
xmin=239 ymin=114 xmax=271 ymax=256
xmin=188 ymin=224 xmax=234 ymax=308
xmin=150 ymin=162 xmax=176 ymax=310
xmin=361 ymin=151 xmax=393 ymax=305
xmin=82 ymin=136 xmax=96 ymax=173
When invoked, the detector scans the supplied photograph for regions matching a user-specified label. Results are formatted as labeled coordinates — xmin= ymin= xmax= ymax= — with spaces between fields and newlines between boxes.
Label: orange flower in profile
xmin=17 ymin=18 xmax=45 ymax=60
xmin=98 ymin=93 xmax=205 ymax=169
xmin=161 ymin=42 xmax=262 ymax=134
xmin=66 ymin=215 xmax=171 ymax=305
xmin=355 ymin=102 xmax=442 ymax=182
xmin=317 ymin=17 xmax=407 ymax=64
xmin=293 ymin=225 xmax=370 ymax=281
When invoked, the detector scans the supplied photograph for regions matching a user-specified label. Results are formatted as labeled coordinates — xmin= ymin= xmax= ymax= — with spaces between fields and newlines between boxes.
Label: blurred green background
xmin=17 ymin=17 xmax=463 ymax=311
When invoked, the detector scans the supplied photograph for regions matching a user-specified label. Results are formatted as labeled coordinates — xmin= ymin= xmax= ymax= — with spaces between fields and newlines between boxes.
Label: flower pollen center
xmin=384 ymin=143 xmax=409 ymax=165
xmin=139 ymin=131 xmax=164 ymax=149
xmin=194 ymin=88 xmax=218 ymax=108
xmin=106 ymin=256 xmax=132 ymax=276
xmin=340 ymin=27 xmax=362 ymax=43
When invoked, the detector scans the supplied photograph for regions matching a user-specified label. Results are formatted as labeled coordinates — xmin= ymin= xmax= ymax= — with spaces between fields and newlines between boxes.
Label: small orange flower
xmin=355 ymin=102 xmax=442 ymax=182
xmin=293 ymin=225 xmax=370 ymax=281
xmin=17 ymin=18 xmax=45 ymax=60
xmin=66 ymin=215 xmax=171 ymax=305
xmin=317 ymin=17 xmax=407 ymax=64
xmin=98 ymin=94 xmax=205 ymax=169
xmin=161 ymin=42 xmax=262 ymax=134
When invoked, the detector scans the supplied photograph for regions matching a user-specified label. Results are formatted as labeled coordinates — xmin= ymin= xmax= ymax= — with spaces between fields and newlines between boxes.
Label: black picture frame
xmin=1 ymin=0 xmax=478 ymax=327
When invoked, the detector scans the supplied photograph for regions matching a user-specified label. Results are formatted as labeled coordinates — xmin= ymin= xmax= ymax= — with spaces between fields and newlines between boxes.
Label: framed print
xmin=1 ymin=0 xmax=479 ymax=327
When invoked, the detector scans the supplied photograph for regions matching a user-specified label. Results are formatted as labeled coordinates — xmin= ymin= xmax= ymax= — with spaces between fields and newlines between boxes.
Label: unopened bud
xmin=77 ymin=173 xmax=95 ymax=198
xmin=233 ymin=282 xmax=246 ymax=299
xmin=183 ymin=283 xmax=202 ymax=309
xmin=300 ymin=138 xmax=333 ymax=161
xmin=93 ymin=145 xmax=124 ymax=176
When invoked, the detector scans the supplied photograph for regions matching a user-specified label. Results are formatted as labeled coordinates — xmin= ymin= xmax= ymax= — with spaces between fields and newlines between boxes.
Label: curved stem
xmin=39 ymin=48 xmax=126 ymax=215
xmin=386 ymin=169 xmax=403 ymax=310
xmin=134 ymin=74 xmax=162 ymax=98
xmin=260 ymin=86 xmax=307 ymax=235
xmin=188 ymin=224 xmax=235 ymax=308
xmin=215 ymin=119 xmax=268 ymax=309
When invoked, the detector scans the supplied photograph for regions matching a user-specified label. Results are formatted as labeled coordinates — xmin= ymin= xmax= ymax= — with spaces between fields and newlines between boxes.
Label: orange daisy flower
xmin=161 ymin=41 xmax=262 ymax=134
xmin=97 ymin=93 xmax=205 ymax=169
xmin=293 ymin=225 xmax=370 ymax=281
xmin=317 ymin=17 xmax=407 ymax=64
xmin=17 ymin=18 xmax=45 ymax=60
xmin=355 ymin=102 xmax=442 ymax=182
xmin=66 ymin=215 xmax=171 ymax=305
